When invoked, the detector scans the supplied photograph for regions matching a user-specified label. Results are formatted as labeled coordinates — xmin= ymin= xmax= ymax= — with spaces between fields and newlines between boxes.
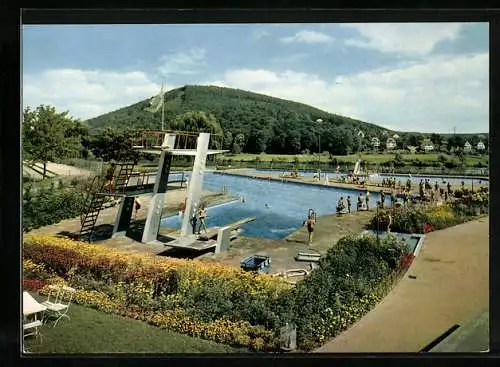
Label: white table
xmin=23 ymin=292 xmax=47 ymax=339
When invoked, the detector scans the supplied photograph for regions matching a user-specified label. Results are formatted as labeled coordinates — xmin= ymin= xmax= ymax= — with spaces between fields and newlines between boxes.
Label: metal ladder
xmin=79 ymin=176 xmax=107 ymax=242
xmin=79 ymin=162 xmax=136 ymax=242
xmin=113 ymin=163 xmax=136 ymax=194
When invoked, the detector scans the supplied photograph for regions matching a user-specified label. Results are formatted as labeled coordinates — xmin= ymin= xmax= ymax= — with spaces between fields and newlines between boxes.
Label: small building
xmin=386 ymin=137 xmax=397 ymax=150
xmin=464 ymin=141 xmax=472 ymax=153
xmin=407 ymin=145 xmax=417 ymax=154
xmin=477 ymin=141 xmax=486 ymax=151
xmin=371 ymin=137 xmax=380 ymax=148
xmin=421 ymin=138 xmax=434 ymax=152
xmin=393 ymin=134 xmax=399 ymax=140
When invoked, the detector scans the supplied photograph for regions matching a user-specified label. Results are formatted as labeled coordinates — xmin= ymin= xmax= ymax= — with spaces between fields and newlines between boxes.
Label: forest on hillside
xmin=85 ymin=85 xmax=488 ymax=155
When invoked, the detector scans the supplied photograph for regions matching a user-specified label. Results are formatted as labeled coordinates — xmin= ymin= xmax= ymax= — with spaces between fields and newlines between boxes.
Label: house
xmin=464 ymin=141 xmax=472 ymax=153
xmin=407 ymin=146 xmax=417 ymax=154
xmin=392 ymin=134 xmax=399 ymax=140
xmin=386 ymin=137 xmax=397 ymax=150
xmin=371 ymin=137 xmax=380 ymax=148
xmin=477 ymin=141 xmax=486 ymax=151
xmin=421 ymin=138 xmax=434 ymax=152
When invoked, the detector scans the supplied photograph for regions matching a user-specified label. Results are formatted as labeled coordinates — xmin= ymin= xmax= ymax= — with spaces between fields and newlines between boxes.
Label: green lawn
xmin=220 ymin=153 xmax=488 ymax=166
xmin=24 ymin=292 xmax=244 ymax=354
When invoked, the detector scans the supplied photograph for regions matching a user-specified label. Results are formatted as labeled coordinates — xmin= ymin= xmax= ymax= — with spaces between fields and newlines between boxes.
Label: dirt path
xmin=314 ymin=217 xmax=489 ymax=353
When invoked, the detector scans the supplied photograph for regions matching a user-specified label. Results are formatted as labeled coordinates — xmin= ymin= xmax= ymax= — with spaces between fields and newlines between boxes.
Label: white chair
xmin=23 ymin=291 xmax=47 ymax=343
xmin=42 ymin=285 xmax=76 ymax=327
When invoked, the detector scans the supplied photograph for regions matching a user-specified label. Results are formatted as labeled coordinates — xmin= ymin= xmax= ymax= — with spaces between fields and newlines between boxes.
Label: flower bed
xmin=24 ymin=233 xmax=409 ymax=351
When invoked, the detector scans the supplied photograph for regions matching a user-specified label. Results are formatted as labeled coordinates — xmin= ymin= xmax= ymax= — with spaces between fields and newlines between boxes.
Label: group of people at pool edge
xmin=180 ymin=201 xmax=208 ymax=235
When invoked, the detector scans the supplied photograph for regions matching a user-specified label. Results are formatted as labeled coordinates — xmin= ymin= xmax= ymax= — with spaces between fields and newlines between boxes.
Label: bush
xmin=368 ymin=200 xmax=486 ymax=234
xmin=290 ymin=234 xmax=408 ymax=349
xmin=23 ymin=183 xmax=87 ymax=232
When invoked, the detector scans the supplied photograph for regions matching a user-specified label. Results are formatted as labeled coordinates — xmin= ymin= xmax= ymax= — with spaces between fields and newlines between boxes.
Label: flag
xmin=145 ymin=83 xmax=165 ymax=113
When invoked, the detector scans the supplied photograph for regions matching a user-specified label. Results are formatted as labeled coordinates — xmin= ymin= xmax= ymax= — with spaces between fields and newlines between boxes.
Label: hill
xmin=85 ymin=85 xmax=488 ymax=155
xmin=85 ymin=85 xmax=393 ymax=155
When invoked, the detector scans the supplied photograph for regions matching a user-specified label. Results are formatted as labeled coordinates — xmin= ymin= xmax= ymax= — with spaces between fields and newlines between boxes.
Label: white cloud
xmin=340 ymin=23 xmax=465 ymax=55
xmin=281 ymin=30 xmax=334 ymax=44
xmin=203 ymin=52 xmax=489 ymax=133
xmin=271 ymin=53 xmax=310 ymax=63
xmin=252 ymin=29 xmax=270 ymax=39
xmin=22 ymin=68 xmax=174 ymax=120
xmin=157 ymin=47 xmax=206 ymax=76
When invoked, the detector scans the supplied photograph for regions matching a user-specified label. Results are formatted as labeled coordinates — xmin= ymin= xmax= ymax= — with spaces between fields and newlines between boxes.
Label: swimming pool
xmin=161 ymin=172 xmax=390 ymax=240
xmin=249 ymin=169 xmax=488 ymax=186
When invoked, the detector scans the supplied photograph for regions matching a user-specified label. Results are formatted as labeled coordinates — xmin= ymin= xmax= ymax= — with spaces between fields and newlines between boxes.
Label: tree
xmin=172 ymin=111 xmax=223 ymax=136
xmin=85 ymin=128 xmax=143 ymax=163
xmin=232 ymin=133 xmax=246 ymax=154
xmin=222 ymin=131 xmax=233 ymax=150
xmin=447 ymin=135 xmax=465 ymax=150
xmin=23 ymin=105 xmax=84 ymax=179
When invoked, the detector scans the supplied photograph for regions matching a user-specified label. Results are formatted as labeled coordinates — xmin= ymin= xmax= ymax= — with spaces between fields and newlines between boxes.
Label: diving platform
xmin=152 ymin=236 xmax=218 ymax=251
xmin=158 ymin=216 xmax=255 ymax=251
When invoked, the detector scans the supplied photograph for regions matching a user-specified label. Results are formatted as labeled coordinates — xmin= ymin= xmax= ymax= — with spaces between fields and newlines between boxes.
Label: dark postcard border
xmin=1 ymin=6 xmax=497 ymax=366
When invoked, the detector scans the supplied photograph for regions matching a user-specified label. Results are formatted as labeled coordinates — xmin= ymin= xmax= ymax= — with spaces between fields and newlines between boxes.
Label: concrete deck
xmin=314 ymin=217 xmax=489 ymax=353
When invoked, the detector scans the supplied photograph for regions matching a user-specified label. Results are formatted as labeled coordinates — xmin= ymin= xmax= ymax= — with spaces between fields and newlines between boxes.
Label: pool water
xmin=161 ymin=172 xmax=391 ymax=240
xmin=249 ymin=169 xmax=488 ymax=186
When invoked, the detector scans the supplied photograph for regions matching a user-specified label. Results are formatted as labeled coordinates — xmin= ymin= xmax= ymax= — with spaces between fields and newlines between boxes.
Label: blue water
xmin=249 ymin=169 xmax=488 ymax=186
xmin=161 ymin=172 xmax=391 ymax=240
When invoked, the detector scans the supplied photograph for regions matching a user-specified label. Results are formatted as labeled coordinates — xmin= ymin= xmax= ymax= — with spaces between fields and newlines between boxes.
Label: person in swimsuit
xmin=304 ymin=212 xmax=316 ymax=245
xmin=346 ymin=195 xmax=352 ymax=213
xmin=197 ymin=205 xmax=208 ymax=234
xmin=134 ymin=196 xmax=142 ymax=219
xmin=365 ymin=190 xmax=370 ymax=210
xmin=105 ymin=163 xmax=116 ymax=192
xmin=357 ymin=193 xmax=364 ymax=211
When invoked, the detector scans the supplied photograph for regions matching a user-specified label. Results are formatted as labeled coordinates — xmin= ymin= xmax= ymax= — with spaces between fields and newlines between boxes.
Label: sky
xmin=22 ymin=23 xmax=489 ymax=133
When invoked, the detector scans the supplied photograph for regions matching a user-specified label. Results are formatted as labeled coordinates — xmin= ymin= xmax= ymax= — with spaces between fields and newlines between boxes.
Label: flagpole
xmin=161 ymin=80 xmax=165 ymax=131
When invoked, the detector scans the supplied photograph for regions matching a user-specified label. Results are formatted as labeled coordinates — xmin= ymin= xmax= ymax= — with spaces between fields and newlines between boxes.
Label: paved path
xmin=315 ymin=217 xmax=489 ymax=353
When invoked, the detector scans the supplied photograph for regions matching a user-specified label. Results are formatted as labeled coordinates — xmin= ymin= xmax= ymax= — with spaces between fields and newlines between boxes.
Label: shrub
xmin=290 ymin=234 xmax=408 ymax=350
xmin=23 ymin=183 xmax=87 ymax=232
xmin=368 ymin=200 xmax=486 ymax=235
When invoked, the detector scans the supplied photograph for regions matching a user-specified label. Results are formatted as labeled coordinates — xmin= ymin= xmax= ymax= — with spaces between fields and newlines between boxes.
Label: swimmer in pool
xmin=265 ymin=203 xmax=270 ymax=208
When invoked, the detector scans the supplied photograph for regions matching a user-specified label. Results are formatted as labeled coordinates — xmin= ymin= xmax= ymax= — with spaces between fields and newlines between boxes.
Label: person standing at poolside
xmin=346 ymin=195 xmax=352 ymax=214
xmin=357 ymin=193 xmax=363 ymax=211
xmin=197 ymin=205 xmax=208 ymax=235
xmin=304 ymin=213 xmax=316 ymax=245
xmin=379 ymin=190 xmax=385 ymax=209
xmin=365 ymin=190 xmax=370 ymax=210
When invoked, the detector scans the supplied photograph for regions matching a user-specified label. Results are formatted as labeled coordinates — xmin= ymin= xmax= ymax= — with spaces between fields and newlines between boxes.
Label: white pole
xmin=161 ymin=80 xmax=165 ymax=131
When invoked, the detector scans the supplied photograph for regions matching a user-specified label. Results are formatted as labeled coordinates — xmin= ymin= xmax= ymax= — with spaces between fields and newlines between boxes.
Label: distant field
xmin=220 ymin=153 xmax=488 ymax=166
